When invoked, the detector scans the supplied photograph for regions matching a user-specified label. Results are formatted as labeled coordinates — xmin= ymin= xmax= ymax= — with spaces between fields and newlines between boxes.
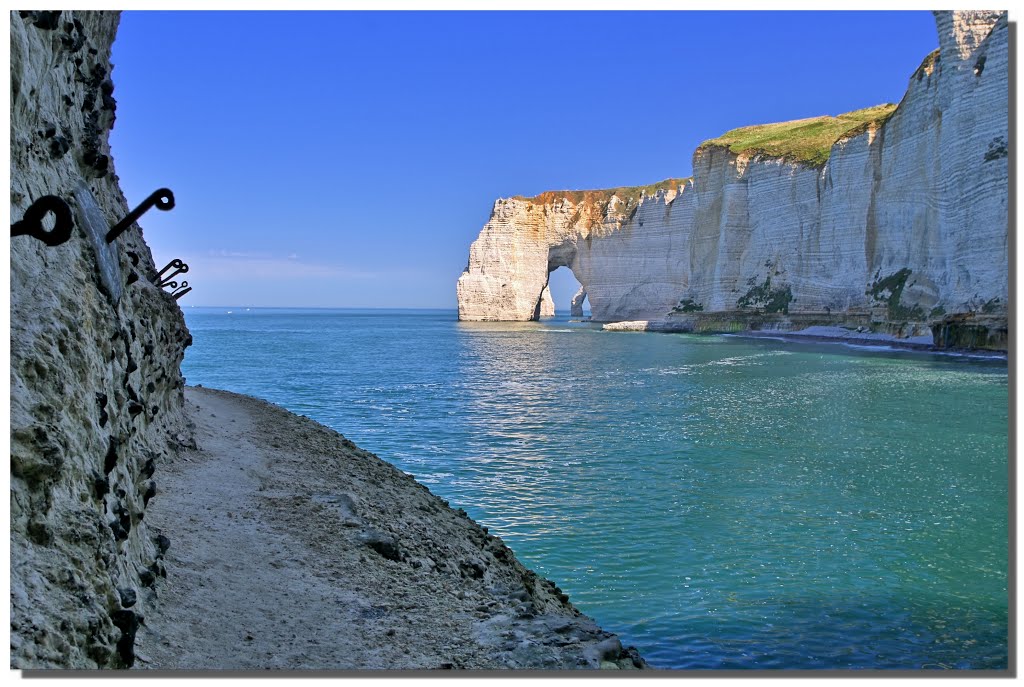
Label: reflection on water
xmin=182 ymin=308 xmax=1008 ymax=669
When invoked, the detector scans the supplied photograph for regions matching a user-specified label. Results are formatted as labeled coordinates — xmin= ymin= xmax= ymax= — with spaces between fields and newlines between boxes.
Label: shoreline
xmin=730 ymin=327 xmax=1008 ymax=360
xmin=135 ymin=387 xmax=645 ymax=670
xmin=601 ymin=321 xmax=1008 ymax=359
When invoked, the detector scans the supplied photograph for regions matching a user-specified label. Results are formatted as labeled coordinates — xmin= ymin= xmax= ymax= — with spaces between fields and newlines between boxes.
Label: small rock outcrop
xmin=456 ymin=11 xmax=1008 ymax=350
xmin=10 ymin=11 xmax=192 ymax=668
xmin=570 ymin=287 xmax=587 ymax=318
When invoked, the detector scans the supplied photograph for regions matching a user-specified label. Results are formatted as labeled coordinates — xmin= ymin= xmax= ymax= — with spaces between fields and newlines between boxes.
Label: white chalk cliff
xmin=456 ymin=10 xmax=1008 ymax=349
xmin=539 ymin=285 xmax=555 ymax=318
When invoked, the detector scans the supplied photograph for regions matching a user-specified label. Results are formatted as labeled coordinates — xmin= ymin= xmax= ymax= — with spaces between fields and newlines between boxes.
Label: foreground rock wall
xmin=10 ymin=11 xmax=192 ymax=668
xmin=456 ymin=10 xmax=1008 ymax=348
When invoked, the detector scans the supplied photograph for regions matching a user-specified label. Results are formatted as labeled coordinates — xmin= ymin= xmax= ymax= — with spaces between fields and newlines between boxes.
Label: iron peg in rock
xmin=106 ymin=188 xmax=174 ymax=243
xmin=153 ymin=258 xmax=189 ymax=287
xmin=170 ymin=282 xmax=191 ymax=300
xmin=11 ymin=195 xmax=74 ymax=246
xmin=160 ymin=279 xmax=191 ymax=297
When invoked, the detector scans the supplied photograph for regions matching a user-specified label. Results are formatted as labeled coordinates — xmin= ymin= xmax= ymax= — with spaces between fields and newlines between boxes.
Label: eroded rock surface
xmin=539 ymin=285 xmax=555 ymax=318
xmin=10 ymin=10 xmax=193 ymax=668
xmin=456 ymin=11 xmax=1008 ymax=349
xmin=570 ymin=287 xmax=587 ymax=318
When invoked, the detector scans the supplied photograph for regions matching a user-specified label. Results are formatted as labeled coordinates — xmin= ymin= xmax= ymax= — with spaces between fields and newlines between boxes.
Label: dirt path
xmin=134 ymin=387 xmax=643 ymax=670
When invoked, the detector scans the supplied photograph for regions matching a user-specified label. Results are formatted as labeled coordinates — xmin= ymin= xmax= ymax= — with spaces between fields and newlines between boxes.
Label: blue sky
xmin=110 ymin=10 xmax=938 ymax=310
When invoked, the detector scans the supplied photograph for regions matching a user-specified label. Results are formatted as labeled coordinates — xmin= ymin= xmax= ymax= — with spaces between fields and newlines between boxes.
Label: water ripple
xmin=181 ymin=308 xmax=1008 ymax=670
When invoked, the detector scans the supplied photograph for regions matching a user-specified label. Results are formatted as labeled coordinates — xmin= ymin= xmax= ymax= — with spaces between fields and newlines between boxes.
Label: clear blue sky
xmin=109 ymin=10 xmax=938 ymax=310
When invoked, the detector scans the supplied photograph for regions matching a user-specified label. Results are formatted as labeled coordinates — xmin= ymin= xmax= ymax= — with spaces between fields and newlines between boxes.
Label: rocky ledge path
xmin=134 ymin=387 xmax=644 ymax=671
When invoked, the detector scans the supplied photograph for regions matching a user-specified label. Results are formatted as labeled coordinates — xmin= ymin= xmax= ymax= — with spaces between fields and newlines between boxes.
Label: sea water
xmin=181 ymin=307 xmax=1008 ymax=670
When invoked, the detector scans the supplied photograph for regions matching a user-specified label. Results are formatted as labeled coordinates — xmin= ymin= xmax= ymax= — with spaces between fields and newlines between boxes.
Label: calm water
xmin=181 ymin=307 xmax=1009 ymax=670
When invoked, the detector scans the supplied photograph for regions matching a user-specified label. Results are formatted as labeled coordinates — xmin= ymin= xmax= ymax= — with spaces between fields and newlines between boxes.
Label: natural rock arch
xmin=538 ymin=261 xmax=588 ymax=320
xmin=456 ymin=202 xmax=597 ymax=321
xmin=456 ymin=189 xmax=684 ymax=322
xmin=530 ymin=244 xmax=588 ymax=321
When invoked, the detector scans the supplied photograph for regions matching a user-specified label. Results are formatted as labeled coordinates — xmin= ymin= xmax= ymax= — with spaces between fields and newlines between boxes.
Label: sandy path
xmin=134 ymin=387 xmax=643 ymax=670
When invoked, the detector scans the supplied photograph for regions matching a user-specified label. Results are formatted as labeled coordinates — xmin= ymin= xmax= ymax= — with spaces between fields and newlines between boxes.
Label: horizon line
xmin=180 ymin=305 xmax=594 ymax=312
xmin=182 ymin=305 xmax=456 ymax=310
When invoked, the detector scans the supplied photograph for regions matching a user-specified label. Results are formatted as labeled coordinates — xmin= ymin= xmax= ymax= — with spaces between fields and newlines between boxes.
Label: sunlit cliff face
xmin=457 ymin=10 xmax=1007 ymax=349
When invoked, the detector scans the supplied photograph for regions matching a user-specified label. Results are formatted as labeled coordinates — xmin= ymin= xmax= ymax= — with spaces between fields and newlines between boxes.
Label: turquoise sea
xmin=181 ymin=307 xmax=1009 ymax=670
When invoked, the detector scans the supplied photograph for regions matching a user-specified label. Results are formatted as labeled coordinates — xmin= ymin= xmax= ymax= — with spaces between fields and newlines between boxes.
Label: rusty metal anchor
xmin=107 ymin=188 xmax=174 ymax=243
xmin=11 ymin=195 xmax=74 ymax=246
xmin=153 ymin=258 xmax=189 ymax=287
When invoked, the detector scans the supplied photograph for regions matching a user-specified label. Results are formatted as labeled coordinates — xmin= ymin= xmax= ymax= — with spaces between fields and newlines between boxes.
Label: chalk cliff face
xmin=539 ymin=285 xmax=555 ymax=318
xmin=10 ymin=11 xmax=193 ymax=668
xmin=456 ymin=10 xmax=1008 ymax=349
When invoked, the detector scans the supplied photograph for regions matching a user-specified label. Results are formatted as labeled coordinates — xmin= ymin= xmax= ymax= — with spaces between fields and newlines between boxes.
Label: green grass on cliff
xmin=698 ymin=104 xmax=898 ymax=166
xmin=515 ymin=103 xmax=899 ymax=207
xmin=514 ymin=177 xmax=691 ymax=206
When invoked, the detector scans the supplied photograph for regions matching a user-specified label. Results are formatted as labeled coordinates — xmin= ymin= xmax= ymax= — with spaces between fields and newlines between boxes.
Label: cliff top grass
xmin=698 ymin=104 xmax=898 ymax=166
xmin=514 ymin=177 xmax=692 ymax=206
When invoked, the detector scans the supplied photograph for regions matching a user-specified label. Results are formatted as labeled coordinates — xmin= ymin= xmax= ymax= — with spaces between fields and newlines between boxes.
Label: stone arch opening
xmin=544 ymin=265 xmax=589 ymax=319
